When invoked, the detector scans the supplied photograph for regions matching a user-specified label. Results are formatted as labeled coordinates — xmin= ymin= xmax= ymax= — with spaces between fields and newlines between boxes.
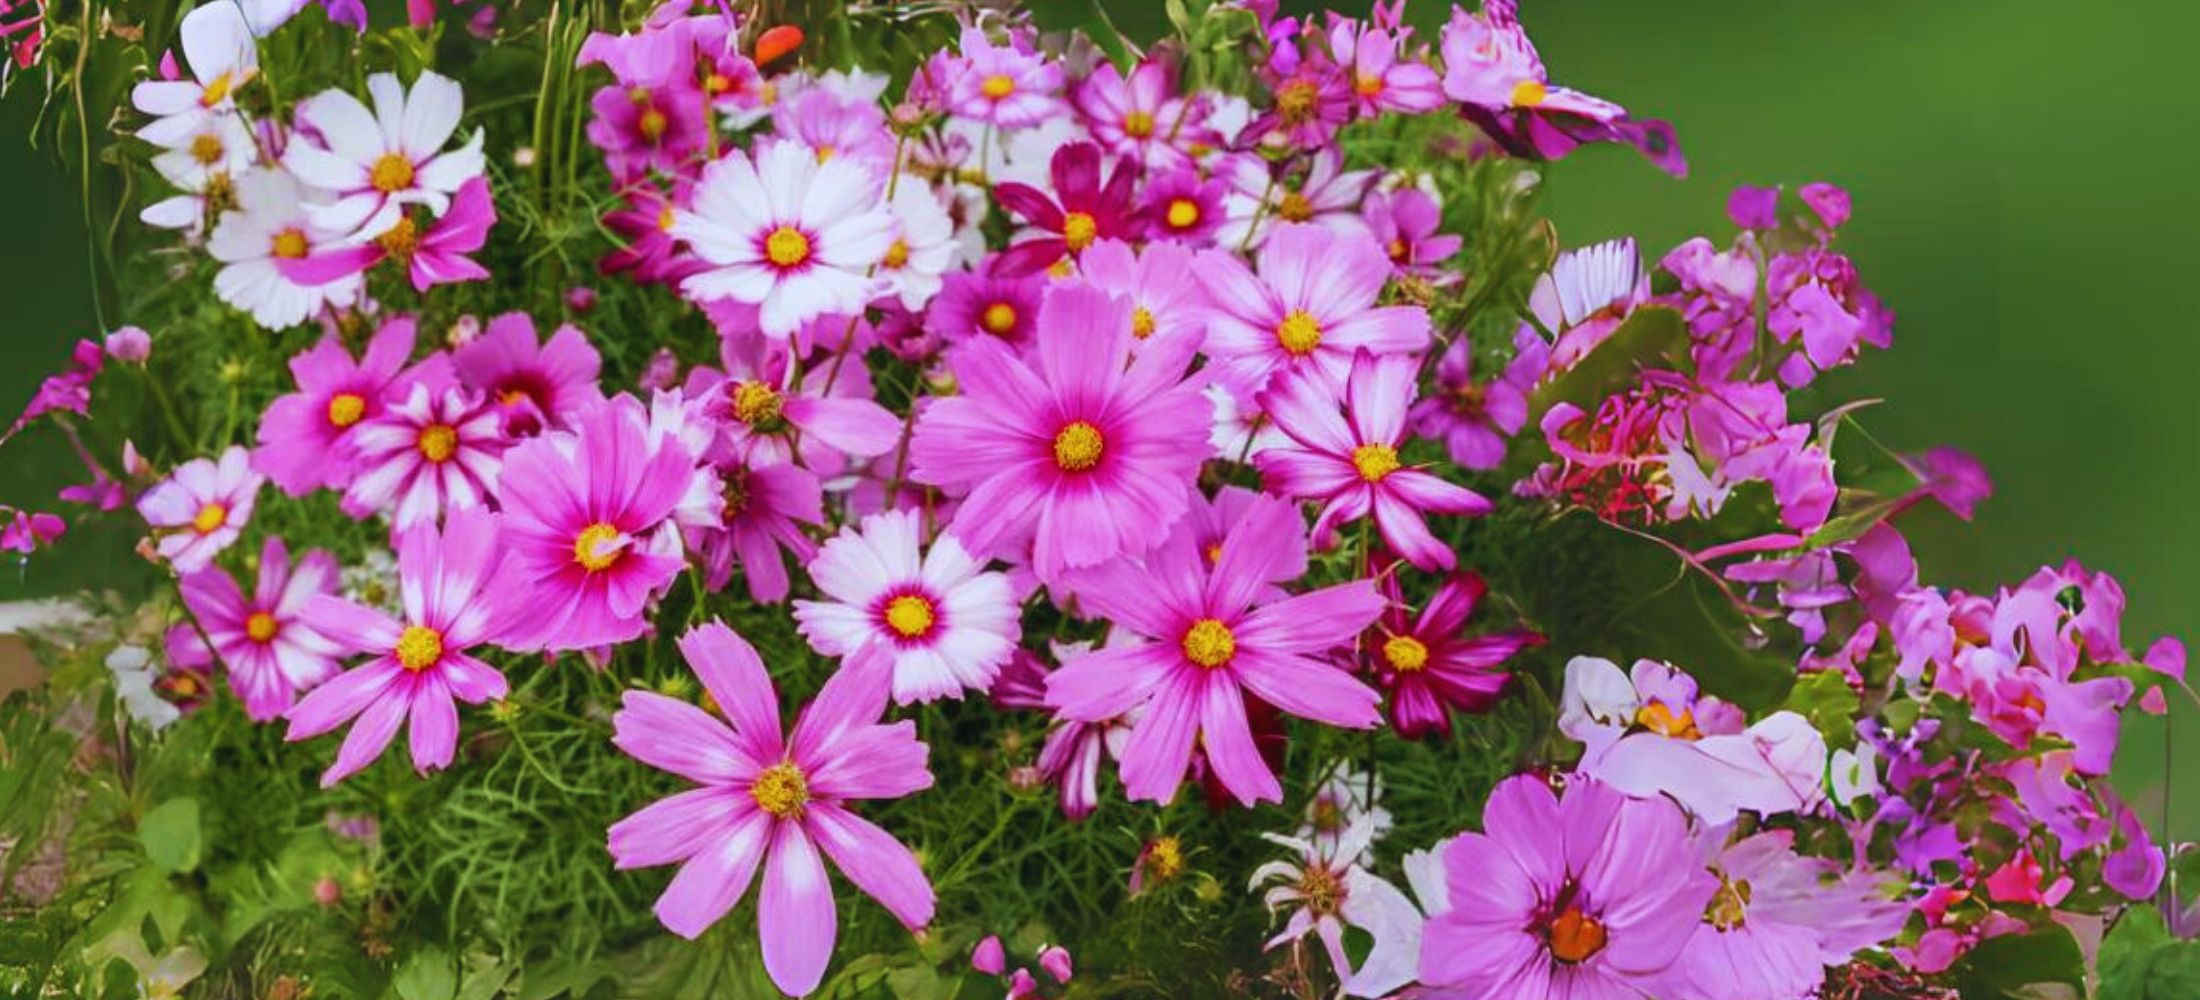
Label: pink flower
xmin=991 ymin=646 xmax=1136 ymax=821
xmin=284 ymin=71 xmax=487 ymax=240
xmin=600 ymin=178 xmax=701 ymax=285
xmin=946 ymin=27 xmax=1063 ymax=129
xmin=1139 ymin=167 xmax=1226 ymax=247
xmin=586 ymin=82 xmax=709 ymax=181
xmin=1071 ymin=58 xmax=1215 ymax=172
xmin=926 ymin=269 xmax=1044 ymax=347
xmin=1655 ymin=829 xmax=1910 ymax=1000
xmin=1327 ymin=18 xmax=1442 ymax=117
xmin=285 ymin=507 xmax=511 ymax=787
xmin=1075 ymin=238 xmax=1208 ymax=359
xmin=793 ymin=510 xmax=1019 ymax=705
xmin=1371 ymin=572 xmax=1540 ymax=738
xmin=1198 ymin=223 xmax=1429 ymax=396
xmin=104 ymin=326 xmax=151 ymax=364
xmin=1419 ymin=775 xmax=1714 ymax=999
xmin=1438 ymin=0 xmax=1684 ymax=176
xmin=180 ymin=536 xmax=345 ymax=722
xmin=1045 ymin=496 xmax=1384 ymax=806
xmin=6 ymin=339 xmax=103 ymax=445
xmin=688 ymin=332 xmax=901 ymax=472
xmin=491 ymin=396 xmax=696 ymax=651
xmin=253 ymin=317 xmax=454 ymax=496
xmin=452 ymin=312 xmax=607 ymax=437
xmin=992 ymin=141 xmax=1145 ymax=276
xmin=909 ymin=283 xmax=1213 ymax=579
xmin=1257 ymin=351 xmax=1493 ymax=571
xmin=0 ymin=507 xmax=65 ymax=555
xmin=608 ymin=622 xmax=935 ymax=996
xmin=341 ymin=384 xmax=506 ymax=532
xmin=137 ymin=446 xmax=263 ymax=574
xmin=770 ymin=87 xmax=896 ymax=168
xmin=279 ymin=176 xmax=498 ymax=293
xmin=1409 ymin=335 xmax=1529 ymax=471
xmin=1252 ymin=816 xmax=1423 ymax=997
xmin=1363 ymin=187 xmax=1459 ymax=282
xmin=673 ymin=140 xmax=895 ymax=338
xmin=684 ymin=460 xmax=824 ymax=603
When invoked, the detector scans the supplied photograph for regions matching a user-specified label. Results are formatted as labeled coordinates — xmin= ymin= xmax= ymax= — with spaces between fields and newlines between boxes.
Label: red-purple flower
xmin=1198 ymin=223 xmax=1429 ymax=396
xmin=138 ymin=446 xmax=263 ymax=574
xmin=452 ymin=312 xmax=607 ymax=437
xmin=341 ymin=385 xmax=506 ymax=532
xmin=253 ymin=317 xmax=454 ymax=496
xmin=1439 ymin=0 xmax=1685 ymax=177
xmin=991 ymin=142 xmax=1144 ymax=277
xmin=1371 ymin=572 xmax=1540 ymax=738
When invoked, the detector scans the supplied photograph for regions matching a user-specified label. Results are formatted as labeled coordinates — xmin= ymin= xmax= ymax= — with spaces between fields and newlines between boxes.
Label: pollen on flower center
xmin=1298 ymin=865 xmax=1345 ymax=916
xmin=1123 ymin=110 xmax=1155 ymax=138
xmin=1352 ymin=443 xmax=1401 ymax=483
xmin=1165 ymin=198 xmax=1200 ymax=229
xmin=1052 ymin=420 xmax=1105 ymax=472
xmin=376 ymin=216 xmax=419 ymax=264
xmin=730 ymin=381 xmax=786 ymax=428
xmin=883 ymin=594 xmax=937 ymax=639
xmin=190 ymin=133 xmax=225 ymax=166
xmin=1277 ymin=191 xmax=1315 ymax=222
xmin=980 ymin=302 xmax=1018 ymax=336
xmin=750 ymin=761 xmax=810 ymax=818
xmin=270 ymin=228 xmax=310 ymax=259
xmin=1061 ymin=211 xmax=1099 ymax=252
xmin=327 ymin=392 xmax=367 ymax=428
xmin=1355 ymin=72 xmax=1386 ymax=98
xmin=1544 ymin=905 xmax=1607 ymax=963
xmin=1181 ymin=618 xmax=1237 ymax=669
xmin=245 ymin=611 xmax=279 ymax=643
xmin=1635 ymin=702 xmax=1703 ymax=740
xmin=191 ymin=502 xmax=228 ymax=535
xmin=1275 ymin=309 xmax=1323 ymax=355
xmin=1275 ymin=79 xmax=1318 ymax=124
xmin=1131 ymin=306 xmax=1157 ymax=339
xmin=1511 ymin=79 xmax=1549 ymax=108
xmin=882 ymin=237 xmax=911 ymax=269
xmin=369 ymin=153 xmax=415 ymax=194
xmin=200 ymin=71 xmax=236 ymax=107
xmin=1383 ymin=634 xmax=1430 ymax=672
xmin=764 ymin=225 xmax=811 ymax=268
xmin=572 ymin=522 xmax=623 ymax=572
xmin=417 ymin=423 xmax=459 ymax=462
xmin=637 ymin=107 xmax=668 ymax=141
xmin=1707 ymin=873 xmax=1752 ymax=931
xmin=1387 ymin=238 xmax=1410 ymax=262
xmin=979 ymin=74 xmax=1017 ymax=100
xmin=395 ymin=625 xmax=443 ymax=672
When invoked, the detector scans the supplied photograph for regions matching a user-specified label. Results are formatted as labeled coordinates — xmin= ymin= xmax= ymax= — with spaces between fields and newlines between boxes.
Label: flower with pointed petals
xmin=131 ymin=3 xmax=257 ymax=148
xmin=608 ymin=622 xmax=935 ymax=996
xmin=877 ymin=182 xmax=958 ymax=310
xmin=253 ymin=317 xmax=454 ymax=496
xmin=793 ymin=510 xmax=1019 ymax=705
xmin=284 ymin=71 xmax=487 ymax=240
xmin=1072 ymin=58 xmax=1215 ymax=172
xmin=673 ymin=140 xmax=895 ymax=338
xmin=1214 ymin=150 xmax=1375 ymax=251
xmin=1439 ymin=0 xmax=1684 ymax=176
xmin=285 ymin=507 xmax=511 ymax=787
xmin=946 ymin=26 xmax=1064 ymax=129
xmin=1410 ymin=333 xmax=1532 ymax=471
xmin=1364 ymin=187 xmax=1459 ymax=283
xmin=452 ymin=312 xmax=606 ymax=437
xmin=1199 ymin=224 xmax=1428 ymax=396
xmin=137 ymin=446 xmax=263 ymax=574
xmin=180 ymin=536 xmax=345 ymax=722
xmin=1076 ymin=239 xmax=1208 ymax=360
xmin=1655 ymin=829 xmax=1910 ymax=1000
xmin=688 ymin=332 xmax=901 ymax=474
xmin=207 ymin=168 xmax=364 ymax=330
xmin=1328 ymin=18 xmax=1442 ymax=117
xmin=771 ymin=86 xmax=896 ymax=168
xmin=927 ymin=269 xmax=1044 ymax=347
xmin=1253 ymin=815 xmax=1422 ymax=998
xmin=991 ymin=141 xmax=1144 ymax=277
xmin=341 ymin=384 xmax=506 ymax=533
xmin=992 ymin=641 xmax=1140 ymax=821
xmin=280 ymin=176 xmax=498 ymax=293
xmin=587 ymin=81 xmax=710 ymax=180
xmin=141 ymin=113 xmax=255 ymax=235
xmin=1372 ymin=571 xmax=1539 ymax=737
xmin=685 ymin=458 xmax=824 ymax=603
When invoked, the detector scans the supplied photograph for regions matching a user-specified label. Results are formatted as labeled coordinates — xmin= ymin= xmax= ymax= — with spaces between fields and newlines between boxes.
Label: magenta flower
xmin=453 ymin=312 xmax=607 ymax=437
xmin=1045 ymin=496 xmax=1384 ymax=806
xmin=1439 ymin=0 xmax=1684 ymax=176
xmin=1198 ymin=223 xmax=1429 ymax=396
xmin=1409 ymin=335 xmax=1530 ymax=471
xmin=285 ymin=507 xmax=511 ymax=787
xmin=341 ymin=384 xmax=505 ymax=532
xmin=1139 ymin=167 xmax=1226 ymax=247
xmin=685 ymin=460 xmax=824 ymax=603
xmin=673 ymin=140 xmax=895 ymax=338
xmin=909 ymin=283 xmax=1212 ymax=579
xmin=7 ymin=338 xmax=102 ymax=444
xmin=137 ymin=445 xmax=263 ymax=574
xmin=586 ymin=81 xmax=709 ymax=181
xmin=1257 ymin=351 xmax=1493 ymax=571
xmin=253 ymin=317 xmax=453 ymax=496
xmin=770 ymin=87 xmax=896 ymax=168
xmin=1419 ymin=775 xmax=1714 ymax=999
xmin=991 ymin=141 xmax=1144 ymax=277
xmin=1075 ymin=238 xmax=1208 ymax=359
xmin=1364 ymin=187 xmax=1460 ymax=283
xmin=179 ymin=536 xmax=345 ymax=722
xmin=1655 ymin=829 xmax=1910 ymax=1000
xmin=688 ymin=331 xmax=901 ymax=473
xmin=492 ymin=396 xmax=695 ymax=652
xmin=991 ymin=646 xmax=1136 ymax=821
xmin=1371 ymin=572 xmax=1540 ymax=738
xmin=608 ymin=622 xmax=935 ymax=996
xmin=1071 ymin=58 xmax=1215 ymax=172
xmin=1327 ymin=18 xmax=1442 ymax=117
xmin=926 ymin=269 xmax=1044 ymax=347
xmin=793 ymin=510 xmax=1019 ymax=705
xmin=946 ymin=26 xmax=1063 ymax=129
xmin=1214 ymin=150 xmax=1375 ymax=250
xmin=601 ymin=178 xmax=701 ymax=285
xmin=279 ymin=176 xmax=497 ymax=293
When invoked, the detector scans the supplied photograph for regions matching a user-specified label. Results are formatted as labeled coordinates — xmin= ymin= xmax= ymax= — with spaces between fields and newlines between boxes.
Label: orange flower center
xmin=1131 ymin=306 xmax=1157 ymax=340
xmin=981 ymin=302 xmax=1018 ymax=336
xmin=750 ymin=761 xmax=810 ymax=817
xmin=1635 ymin=702 xmax=1703 ymax=740
xmin=1123 ymin=110 xmax=1155 ymax=138
xmin=190 ymin=132 xmax=226 ymax=166
xmin=245 ymin=611 xmax=279 ymax=643
xmin=979 ymin=74 xmax=1016 ymax=100
xmin=1545 ymin=905 xmax=1607 ymax=963
xmin=1277 ymin=191 xmax=1315 ymax=222
xmin=1511 ymin=79 xmax=1549 ymax=108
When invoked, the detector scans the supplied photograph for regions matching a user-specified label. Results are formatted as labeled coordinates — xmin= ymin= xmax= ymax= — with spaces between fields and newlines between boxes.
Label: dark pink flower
xmin=991 ymin=142 xmax=1145 ymax=277
xmin=253 ymin=317 xmax=454 ymax=496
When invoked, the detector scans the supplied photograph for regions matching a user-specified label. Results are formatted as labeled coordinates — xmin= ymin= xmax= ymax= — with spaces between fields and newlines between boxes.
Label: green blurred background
xmin=2 ymin=0 xmax=2192 ymax=837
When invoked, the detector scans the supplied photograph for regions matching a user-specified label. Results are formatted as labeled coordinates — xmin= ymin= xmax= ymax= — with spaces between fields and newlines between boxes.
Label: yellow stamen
xmin=1387 ymin=238 xmax=1410 ymax=262
xmin=882 ymin=238 xmax=911 ymax=269
xmin=395 ymin=625 xmax=443 ymax=672
xmin=814 ymin=145 xmax=836 ymax=164
xmin=1061 ymin=211 xmax=1099 ymax=252
xmin=1131 ymin=306 xmax=1157 ymax=340
xmin=1277 ymin=191 xmax=1315 ymax=222
xmin=1275 ymin=309 xmax=1322 ymax=355
xmin=199 ymin=70 xmax=238 ymax=107
xmin=1144 ymin=836 xmax=1185 ymax=881
xmin=883 ymin=594 xmax=936 ymax=639
xmin=369 ymin=153 xmax=414 ymax=194
xmin=764 ymin=226 xmax=811 ymax=268
xmin=417 ymin=424 xmax=458 ymax=463
xmin=327 ymin=392 xmax=366 ymax=428
xmin=245 ymin=611 xmax=279 ymax=643
xmin=1164 ymin=198 xmax=1200 ymax=229
xmin=270 ymin=228 xmax=310 ymax=259
xmin=1511 ymin=79 xmax=1549 ymax=108
xmin=657 ymin=204 xmax=676 ymax=232
xmin=190 ymin=132 xmax=225 ymax=166
xmin=1298 ymin=865 xmax=1345 ymax=916
xmin=637 ymin=107 xmax=668 ymax=142
xmin=1351 ymin=443 xmax=1401 ymax=483
xmin=1181 ymin=618 xmax=1237 ymax=669
xmin=1383 ymin=634 xmax=1429 ymax=672
xmin=730 ymin=381 xmax=786 ymax=429
xmin=1355 ymin=72 xmax=1385 ymax=98
xmin=750 ymin=761 xmax=810 ymax=817
xmin=375 ymin=216 xmax=418 ymax=265
xmin=572 ymin=522 xmax=622 ymax=572
xmin=979 ymin=74 xmax=1016 ymax=100
xmin=1275 ymin=79 xmax=1317 ymax=124
xmin=980 ymin=302 xmax=1018 ymax=336
xmin=1052 ymin=420 xmax=1104 ymax=472
xmin=1635 ymin=702 xmax=1703 ymax=740
xmin=1123 ymin=110 xmax=1155 ymax=138
xmin=1707 ymin=873 xmax=1752 ymax=931
xmin=191 ymin=502 xmax=227 ymax=535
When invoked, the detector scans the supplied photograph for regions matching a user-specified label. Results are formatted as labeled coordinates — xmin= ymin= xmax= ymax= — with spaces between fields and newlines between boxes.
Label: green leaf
xmin=1527 ymin=306 xmax=1691 ymax=425
xmin=1954 ymin=926 xmax=2085 ymax=999
xmin=2102 ymin=907 xmax=2174 ymax=999
xmin=1585 ymin=512 xmax=1797 ymax=710
xmin=1031 ymin=0 xmax=1139 ymax=70
xmin=137 ymin=798 xmax=200 ymax=874
xmin=1781 ymin=669 xmax=1860 ymax=738
xmin=394 ymin=947 xmax=456 ymax=1000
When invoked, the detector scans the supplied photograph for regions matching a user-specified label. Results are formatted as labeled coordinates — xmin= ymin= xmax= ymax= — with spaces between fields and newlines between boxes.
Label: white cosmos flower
xmin=671 ymin=139 xmax=895 ymax=338
xmin=1251 ymin=816 xmax=1423 ymax=998
xmin=1295 ymin=761 xmax=1394 ymax=864
xmin=207 ymin=168 xmax=363 ymax=330
xmin=131 ymin=3 xmax=258 ymax=149
xmin=142 ymin=113 xmax=257 ymax=234
xmin=878 ymin=182 xmax=957 ymax=310
xmin=284 ymin=70 xmax=487 ymax=241
xmin=106 ymin=644 xmax=181 ymax=731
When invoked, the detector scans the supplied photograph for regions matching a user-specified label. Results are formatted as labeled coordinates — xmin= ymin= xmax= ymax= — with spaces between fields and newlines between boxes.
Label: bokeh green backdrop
xmin=2 ymin=0 xmax=2192 ymax=838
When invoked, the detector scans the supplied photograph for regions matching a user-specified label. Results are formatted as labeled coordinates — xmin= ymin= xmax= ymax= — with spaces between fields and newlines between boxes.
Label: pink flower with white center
xmin=253 ymin=317 xmax=455 ymax=497
xmin=1251 ymin=815 xmax=1423 ymax=998
xmin=1199 ymin=223 xmax=1428 ymax=396
xmin=491 ymin=395 xmax=695 ymax=652
xmin=452 ymin=312 xmax=607 ymax=437
xmin=672 ymin=140 xmax=896 ymax=339
xmin=137 ymin=445 xmax=263 ymax=574
xmin=1256 ymin=351 xmax=1492 ymax=571
xmin=946 ymin=26 xmax=1064 ymax=129
xmin=608 ymin=622 xmax=935 ymax=996
xmin=793 ymin=510 xmax=1019 ymax=705
xmin=1327 ymin=18 xmax=1442 ymax=117
xmin=1046 ymin=496 xmax=1385 ymax=807
xmin=341 ymin=384 xmax=506 ymax=533
xmin=130 ymin=3 xmax=257 ymax=149
xmin=1076 ymin=239 xmax=1209 ymax=360
xmin=1071 ymin=58 xmax=1215 ymax=172
xmin=179 ymin=536 xmax=344 ymax=721
xmin=285 ymin=507 xmax=511 ymax=787
xmin=283 ymin=70 xmax=487 ymax=240
xmin=207 ymin=168 xmax=364 ymax=330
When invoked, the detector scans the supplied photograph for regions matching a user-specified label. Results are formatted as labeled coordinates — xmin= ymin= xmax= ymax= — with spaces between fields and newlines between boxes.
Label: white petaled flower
xmin=131 ymin=2 xmax=258 ymax=149
xmin=283 ymin=70 xmax=487 ymax=241
xmin=877 ymin=182 xmax=957 ymax=310
xmin=672 ymin=139 xmax=895 ymax=338
xmin=207 ymin=168 xmax=363 ymax=329
xmin=106 ymin=645 xmax=181 ymax=731
xmin=340 ymin=385 xmax=505 ymax=532
xmin=1250 ymin=816 xmax=1423 ymax=998
xmin=792 ymin=509 xmax=1019 ymax=705
xmin=142 ymin=113 xmax=257 ymax=233
xmin=1296 ymin=761 xmax=1393 ymax=864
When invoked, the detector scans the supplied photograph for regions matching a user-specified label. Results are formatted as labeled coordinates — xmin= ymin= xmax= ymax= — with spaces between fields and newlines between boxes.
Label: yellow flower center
xmin=1383 ymin=634 xmax=1429 ymax=672
xmin=417 ymin=423 xmax=458 ymax=463
xmin=1355 ymin=72 xmax=1385 ymax=98
xmin=1277 ymin=191 xmax=1315 ymax=222
xmin=1545 ymin=905 xmax=1607 ymax=963
xmin=1275 ymin=309 xmax=1322 ymax=355
xmin=200 ymin=71 xmax=236 ymax=107
xmin=637 ymin=107 xmax=668 ymax=142
xmin=245 ymin=611 xmax=279 ymax=643
xmin=1144 ymin=836 xmax=1185 ymax=881
xmin=270 ymin=228 xmax=310 ymax=259
xmin=705 ymin=72 xmax=731 ymax=95
xmin=730 ymin=381 xmax=785 ymax=428
xmin=1387 ymin=238 xmax=1410 ymax=262
xmin=375 ymin=216 xmax=419 ymax=265
xmin=1123 ymin=110 xmax=1155 ymax=138
xmin=572 ymin=522 xmax=622 ymax=572
xmin=883 ymin=594 xmax=937 ymax=639
xmin=814 ymin=145 xmax=836 ymax=164
xmin=882 ymin=238 xmax=910 ymax=269
xmin=327 ymin=392 xmax=367 ymax=428
xmin=1275 ymin=79 xmax=1318 ymax=124
xmin=190 ymin=132 xmax=226 ymax=165
xmin=750 ymin=761 xmax=810 ymax=818
xmin=657 ymin=204 xmax=676 ymax=232
xmin=1131 ymin=306 xmax=1157 ymax=340
xmin=1635 ymin=702 xmax=1703 ymax=741
xmin=1061 ymin=211 xmax=1099 ymax=252
xmin=369 ymin=153 xmax=415 ymax=194
xmin=1298 ymin=865 xmax=1345 ymax=916
xmin=1164 ymin=198 xmax=1200 ymax=229
xmin=1351 ymin=443 xmax=1401 ymax=483
xmin=980 ymin=302 xmax=1018 ymax=336
xmin=764 ymin=226 xmax=811 ymax=268
xmin=395 ymin=625 xmax=443 ymax=672
xmin=191 ymin=502 xmax=228 ymax=535
xmin=1511 ymin=79 xmax=1549 ymax=108
xmin=1707 ymin=873 xmax=1752 ymax=931
xmin=980 ymin=74 xmax=1017 ymax=100
xmin=1052 ymin=420 xmax=1104 ymax=472
xmin=1181 ymin=618 xmax=1237 ymax=669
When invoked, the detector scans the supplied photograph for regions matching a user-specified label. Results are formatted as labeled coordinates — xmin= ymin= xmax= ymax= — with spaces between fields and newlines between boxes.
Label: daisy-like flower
xmin=876 ymin=182 xmax=958 ymax=310
xmin=1655 ymin=829 xmax=1910 ymax=1000
xmin=946 ymin=26 xmax=1064 ymax=129
xmin=1409 ymin=334 xmax=1532 ymax=471
xmin=770 ymin=86 xmax=896 ymax=168
xmin=991 ymin=141 xmax=1144 ymax=277
xmin=1252 ymin=815 xmax=1422 ymax=998
xmin=926 ymin=269 xmax=1043 ymax=347
xmin=587 ymin=81 xmax=710 ymax=180
xmin=689 ymin=331 xmax=901 ymax=473
xmin=1419 ymin=776 xmax=1714 ymax=1000
xmin=253 ymin=317 xmax=453 ymax=496
xmin=1327 ymin=17 xmax=1442 ymax=118
xmin=137 ymin=445 xmax=263 ymax=574
xmin=1214 ymin=149 xmax=1375 ymax=250
xmin=1297 ymin=760 xmax=1393 ymax=862
xmin=1046 ymin=495 xmax=1385 ymax=806
xmin=1364 ymin=187 xmax=1459 ymax=283
xmin=909 ymin=283 xmax=1212 ymax=579
xmin=608 ymin=622 xmax=935 ymax=996
xmin=792 ymin=510 xmax=1019 ymax=705
xmin=492 ymin=395 xmax=695 ymax=651
xmin=1199 ymin=223 xmax=1427 ymax=396
xmin=1371 ymin=572 xmax=1540 ymax=738
xmin=284 ymin=70 xmax=488 ymax=239
xmin=279 ymin=176 xmax=498 ymax=294
xmin=1071 ymin=58 xmax=1216 ymax=172
xmin=130 ymin=2 xmax=257 ymax=148
xmin=1257 ymin=350 xmax=1492 ymax=570
xmin=685 ymin=459 xmax=824 ymax=603
xmin=285 ymin=507 xmax=511 ymax=787
xmin=1139 ymin=167 xmax=1226 ymax=247
xmin=452 ymin=312 xmax=607 ymax=437
xmin=1075 ymin=239 xmax=1207 ymax=359
xmin=341 ymin=384 xmax=506 ymax=532
xmin=179 ymin=536 xmax=345 ymax=721
xmin=207 ymin=168 xmax=364 ymax=330
xmin=140 ymin=113 xmax=255 ymax=235
xmin=673 ymin=140 xmax=895 ymax=338
xmin=1438 ymin=0 xmax=1684 ymax=176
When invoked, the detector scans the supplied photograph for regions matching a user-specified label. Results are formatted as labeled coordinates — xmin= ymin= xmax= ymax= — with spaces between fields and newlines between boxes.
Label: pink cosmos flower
xmin=492 ymin=395 xmax=695 ymax=651
xmin=601 ymin=178 xmax=701 ymax=284
xmin=587 ymin=81 xmax=710 ymax=181
xmin=285 ymin=71 xmax=487 ymax=239
xmin=686 ymin=331 xmax=901 ymax=474
xmin=1419 ymin=775 xmax=1714 ymax=999
xmin=946 ymin=26 xmax=1064 ymax=129
xmin=1214 ymin=150 xmax=1375 ymax=250
xmin=1199 ymin=223 xmax=1429 ymax=395
xmin=453 ymin=312 xmax=607 ymax=437
xmin=991 ymin=644 xmax=1137 ymax=821
xmin=341 ymin=385 xmax=506 ymax=532
xmin=253 ymin=318 xmax=453 ymax=496
xmin=673 ymin=140 xmax=895 ymax=338
xmin=793 ymin=510 xmax=1019 ymax=705
xmin=1655 ymin=829 xmax=1910 ymax=1000
xmin=771 ymin=86 xmax=896 ymax=168
xmin=286 ymin=507 xmax=511 ymax=787
xmin=1326 ymin=17 xmax=1442 ymax=117
xmin=926 ymin=269 xmax=1043 ymax=347
xmin=1139 ymin=167 xmax=1226 ymax=247
xmin=1439 ymin=0 xmax=1684 ymax=176
xmin=685 ymin=459 xmax=823 ymax=603
xmin=1249 ymin=36 xmax=1350 ymax=150
xmin=991 ymin=141 xmax=1145 ymax=277
xmin=1409 ymin=334 xmax=1530 ymax=471
xmin=1075 ymin=239 xmax=1208 ymax=359
xmin=1045 ymin=495 xmax=1384 ymax=806
xmin=1257 ymin=351 xmax=1493 ymax=571
xmin=279 ymin=176 xmax=497 ymax=293
xmin=607 ymin=622 xmax=935 ymax=996
xmin=7 ymin=338 xmax=103 ymax=445
xmin=179 ymin=536 xmax=345 ymax=721
xmin=1363 ymin=187 xmax=1459 ymax=282
xmin=1371 ymin=572 xmax=1540 ymax=738
xmin=909 ymin=283 xmax=1212 ymax=579
xmin=137 ymin=445 xmax=263 ymax=574
xmin=1071 ymin=58 xmax=1215 ymax=173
